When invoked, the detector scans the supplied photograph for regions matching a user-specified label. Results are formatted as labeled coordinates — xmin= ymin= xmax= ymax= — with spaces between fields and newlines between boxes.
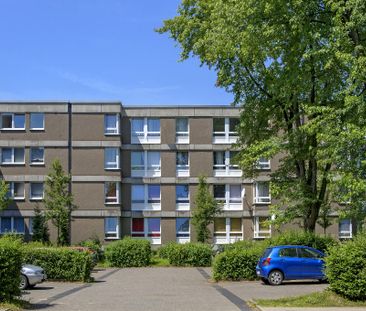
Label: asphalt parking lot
xmin=22 ymin=267 xmax=328 ymax=311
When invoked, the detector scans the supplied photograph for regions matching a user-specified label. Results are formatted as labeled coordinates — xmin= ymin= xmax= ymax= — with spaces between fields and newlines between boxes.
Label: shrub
xmin=105 ymin=238 xmax=151 ymax=267
xmin=78 ymin=238 xmax=103 ymax=262
xmin=0 ymin=237 xmax=22 ymax=300
xmin=224 ymin=239 xmax=267 ymax=252
xmin=213 ymin=246 xmax=263 ymax=281
xmin=326 ymin=234 xmax=366 ymax=300
xmin=22 ymin=245 xmax=93 ymax=282
xmin=159 ymin=243 xmax=212 ymax=267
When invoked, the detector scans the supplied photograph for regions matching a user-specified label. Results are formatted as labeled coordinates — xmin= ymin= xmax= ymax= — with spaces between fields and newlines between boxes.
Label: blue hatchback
xmin=256 ymin=245 xmax=325 ymax=285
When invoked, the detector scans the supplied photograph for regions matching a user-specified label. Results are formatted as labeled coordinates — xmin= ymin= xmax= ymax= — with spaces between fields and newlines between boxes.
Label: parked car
xmin=20 ymin=264 xmax=47 ymax=290
xmin=256 ymin=245 xmax=325 ymax=285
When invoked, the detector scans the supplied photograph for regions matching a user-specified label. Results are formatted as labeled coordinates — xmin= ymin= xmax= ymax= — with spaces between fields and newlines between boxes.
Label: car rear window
xmin=262 ymin=248 xmax=273 ymax=258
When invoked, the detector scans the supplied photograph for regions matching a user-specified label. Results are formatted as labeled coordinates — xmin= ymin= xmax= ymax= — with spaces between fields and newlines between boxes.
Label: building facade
xmin=0 ymin=102 xmax=351 ymax=245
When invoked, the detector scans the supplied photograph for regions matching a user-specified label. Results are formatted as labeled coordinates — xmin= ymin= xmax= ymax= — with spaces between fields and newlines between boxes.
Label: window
xmin=214 ymin=218 xmax=243 ymax=244
xmin=30 ymin=147 xmax=45 ymax=165
xmin=176 ymin=218 xmax=190 ymax=243
xmin=29 ymin=217 xmax=33 ymax=235
xmin=1 ymin=113 xmax=25 ymax=130
xmin=298 ymin=248 xmax=322 ymax=259
xmin=104 ymin=114 xmax=119 ymax=135
xmin=30 ymin=113 xmax=44 ymax=130
xmin=213 ymin=118 xmax=239 ymax=143
xmin=131 ymin=151 xmax=161 ymax=177
xmin=0 ymin=217 xmax=25 ymax=234
xmin=176 ymin=118 xmax=189 ymax=143
xmin=214 ymin=184 xmax=243 ymax=210
xmin=255 ymin=182 xmax=271 ymax=203
xmin=1 ymin=148 xmax=25 ymax=165
xmin=104 ymin=217 xmax=119 ymax=239
xmin=131 ymin=218 xmax=161 ymax=244
xmin=213 ymin=151 xmax=241 ymax=177
xmin=257 ymin=157 xmax=270 ymax=170
xmin=131 ymin=118 xmax=160 ymax=144
xmin=131 ymin=184 xmax=161 ymax=210
xmin=254 ymin=216 xmax=271 ymax=238
xmin=104 ymin=148 xmax=120 ymax=169
xmin=176 ymin=152 xmax=189 ymax=176
xmin=104 ymin=182 xmax=120 ymax=204
xmin=8 ymin=182 xmax=25 ymax=200
xmin=339 ymin=219 xmax=352 ymax=239
xmin=30 ymin=183 xmax=44 ymax=200
xmin=279 ymin=248 xmax=298 ymax=257
xmin=214 ymin=151 xmax=226 ymax=169
xmin=176 ymin=185 xmax=189 ymax=210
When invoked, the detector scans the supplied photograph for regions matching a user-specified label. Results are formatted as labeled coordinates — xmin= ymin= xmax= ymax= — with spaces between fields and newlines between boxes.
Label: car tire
xmin=268 ymin=270 xmax=284 ymax=285
xmin=261 ymin=277 xmax=270 ymax=285
xmin=20 ymin=274 xmax=29 ymax=290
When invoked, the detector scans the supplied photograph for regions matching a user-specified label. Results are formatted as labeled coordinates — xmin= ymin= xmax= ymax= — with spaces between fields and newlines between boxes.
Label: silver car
xmin=20 ymin=264 xmax=47 ymax=290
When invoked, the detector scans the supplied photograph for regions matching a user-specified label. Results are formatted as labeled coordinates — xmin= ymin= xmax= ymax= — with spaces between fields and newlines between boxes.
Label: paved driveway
xmin=23 ymin=268 xmax=327 ymax=311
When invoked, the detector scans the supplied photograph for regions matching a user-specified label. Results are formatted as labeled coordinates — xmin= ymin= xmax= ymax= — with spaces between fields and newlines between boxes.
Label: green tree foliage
xmin=32 ymin=204 xmax=50 ymax=243
xmin=192 ymin=176 xmax=221 ymax=243
xmin=0 ymin=180 xmax=11 ymax=212
xmin=44 ymin=159 xmax=76 ymax=246
xmin=158 ymin=0 xmax=366 ymax=232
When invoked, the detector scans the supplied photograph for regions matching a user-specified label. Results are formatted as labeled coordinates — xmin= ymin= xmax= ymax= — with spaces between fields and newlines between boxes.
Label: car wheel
xmin=261 ymin=277 xmax=270 ymax=285
xmin=268 ymin=270 xmax=283 ymax=285
xmin=20 ymin=274 xmax=29 ymax=290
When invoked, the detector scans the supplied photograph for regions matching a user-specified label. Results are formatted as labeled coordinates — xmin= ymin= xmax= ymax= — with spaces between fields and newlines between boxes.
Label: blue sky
xmin=0 ymin=0 xmax=233 ymax=105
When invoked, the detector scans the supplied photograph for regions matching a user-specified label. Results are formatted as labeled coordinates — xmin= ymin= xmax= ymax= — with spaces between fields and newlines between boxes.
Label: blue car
xmin=256 ymin=245 xmax=325 ymax=285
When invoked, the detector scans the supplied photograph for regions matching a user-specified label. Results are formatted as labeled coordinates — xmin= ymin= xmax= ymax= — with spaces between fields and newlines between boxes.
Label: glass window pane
xmin=230 ymin=218 xmax=241 ymax=232
xmin=230 ymin=185 xmax=241 ymax=198
xmin=105 ymin=148 xmax=118 ymax=168
xmin=258 ymin=183 xmax=269 ymax=197
xmin=132 ymin=218 xmax=144 ymax=232
xmin=339 ymin=219 xmax=351 ymax=232
xmin=105 ymin=115 xmax=118 ymax=133
xmin=131 ymin=152 xmax=144 ymax=168
xmin=147 ymin=152 xmax=160 ymax=168
xmin=214 ymin=185 xmax=225 ymax=199
xmin=14 ymin=148 xmax=25 ymax=163
xmin=31 ymin=183 xmax=43 ymax=198
xmin=176 ymin=152 xmax=189 ymax=166
xmin=132 ymin=185 xmax=144 ymax=203
xmin=214 ymin=218 xmax=226 ymax=232
xmin=1 ymin=217 xmax=11 ymax=232
xmin=14 ymin=183 xmax=24 ymax=198
xmin=148 ymin=185 xmax=160 ymax=201
xmin=229 ymin=118 xmax=239 ymax=132
xmin=176 ymin=218 xmax=189 ymax=232
xmin=214 ymin=151 xmax=225 ymax=166
xmin=14 ymin=114 xmax=25 ymax=129
xmin=147 ymin=218 xmax=160 ymax=232
xmin=30 ymin=113 xmax=44 ymax=129
xmin=131 ymin=118 xmax=144 ymax=133
xmin=213 ymin=118 xmax=225 ymax=132
xmin=105 ymin=217 xmax=117 ymax=232
xmin=279 ymin=248 xmax=298 ymax=257
xmin=105 ymin=182 xmax=117 ymax=198
xmin=13 ymin=217 xmax=24 ymax=233
xmin=2 ymin=115 xmax=12 ymax=128
xmin=31 ymin=148 xmax=44 ymax=163
xmin=2 ymin=148 xmax=12 ymax=163
xmin=176 ymin=118 xmax=188 ymax=132
xmin=259 ymin=217 xmax=270 ymax=230
xmin=147 ymin=118 xmax=160 ymax=132
xmin=176 ymin=185 xmax=189 ymax=199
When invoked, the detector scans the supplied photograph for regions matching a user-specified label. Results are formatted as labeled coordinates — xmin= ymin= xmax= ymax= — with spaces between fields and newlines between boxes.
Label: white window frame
xmin=104 ymin=182 xmax=120 ymax=205
xmin=131 ymin=118 xmax=161 ymax=144
xmin=338 ymin=219 xmax=352 ymax=239
xmin=0 ymin=217 xmax=25 ymax=234
xmin=30 ymin=113 xmax=45 ymax=130
xmin=254 ymin=182 xmax=271 ymax=204
xmin=214 ymin=184 xmax=244 ymax=211
xmin=8 ymin=182 xmax=25 ymax=200
xmin=30 ymin=147 xmax=45 ymax=165
xmin=176 ymin=118 xmax=189 ymax=144
xmin=257 ymin=157 xmax=271 ymax=170
xmin=176 ymin=218 xmax=190 ymax=244
xmin=214 ymin=218 xmax=243 ymax=244
xmin=176 ymin=184 xmax=190 ymax=211
xmin=213 ymin=117 xmax=239 ymax=144
xmin=254 ymin=216 xmax=271 ymax=239
xmin=104 ymin=114 xmax=119 ymax=135
xmin=104 ymin=148 xmax=120 ymax=170
xmin=176 ymin=151 xmax=190 ymax=177
xmin=29 ymin=183 xmax=44 ymax=200
xmin=131 ymin=151 xmax=161 ymax=177
xmin=131 ymin=184 xmax=161 ymax=211
xmin=0 ymin=113 xmax=25 ymax=130
xmin=213 ymin=151 xmax=242 ymax=177
xmin=104 ymin=217 xmax=120 ymax=239
xmin=131 ymin=218 xmax=161 ymax=245
xmin=1 ymin=148 xmax=25 ymax=165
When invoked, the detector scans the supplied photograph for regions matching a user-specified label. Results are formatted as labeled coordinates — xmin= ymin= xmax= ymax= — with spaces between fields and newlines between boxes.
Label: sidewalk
xmin=258 ymin=307 xmax=366 ymax=311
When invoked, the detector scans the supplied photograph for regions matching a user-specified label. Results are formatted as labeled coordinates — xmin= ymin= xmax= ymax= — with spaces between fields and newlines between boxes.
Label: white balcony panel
xmin=176 ymin=237 xmax=190 ymax=244
xmin=176 ymin=169 xmax=189 ymax=177
xmin=176 ymin=203 xmax=190 ymax=211
xmin=176 ymin=136 xmax=189 ymax=144
xmin=131 ymin=203 xmax=161 ymax=211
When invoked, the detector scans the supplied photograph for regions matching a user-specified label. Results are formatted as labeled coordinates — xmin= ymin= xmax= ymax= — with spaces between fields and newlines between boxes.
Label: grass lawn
xmin=255 ymin=290 xmax=366 ymax=308
xmin=0 ymin=299 xmax=29 ymax=311
xmin=150 ymin=255 xmax=170 ymax=267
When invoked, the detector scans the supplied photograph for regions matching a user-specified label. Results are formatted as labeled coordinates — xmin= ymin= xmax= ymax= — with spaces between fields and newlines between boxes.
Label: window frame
xmin=104 ymin=114 xmax=119 ymax=135
xmin=254 ymin=216 xmax=271 ymax=239
xmin=213 ymin=217 xmax=243 ymax=244
xmin=131 ymin=218 xmax=161 ymax=244
xmin=257 ymin=157 xmax=271 ymax=170
xmin=131 ymin=184 xmax=161 ymax=211
xmin=213 ymin=184 xmax=243 ymax=210
xmin=104 ymin=148 xmax=120 ymax=170
xmin=131 ymin=151 xmax=161 ymax=177
xmin=104 ymin=217 xmax=120 ymax=239
xmin=176 ymin=118 xmax=189 ymax=144
xmin=29 ymin=182 xmax=44 ymax=200
xmin=131 ymin=118 xmax=161 ymax=144
xmin=104 ymin=182 xmax=120 ymax=205
xmin=213 ymin=151 xmax=242 ymax=177
xmin=176 ymin=151 xmax=189 ymax=177
xmin=30 ymin=113 xmax=45 ymax=130
xmin=30 ymin=147 xmax=45 ymax=165
xmin=339 ymin=219 xmax=352 ymax=239
xmin=1 ymin=113 xmax=25 ymax=130
xmin=213 ymin=117 xmax=239 ymax=144
xmin=8 ymin=182 xmax=25 ymax=200
xmin=0 ymin=216 xmax=25 ymax=234
xmin=1 ymin=147 xmax=25 ymax=165
xmin=176 ymin=218 xmax=190 ymax=243
xmin=254 ymin=181 xmax=271 ymax=204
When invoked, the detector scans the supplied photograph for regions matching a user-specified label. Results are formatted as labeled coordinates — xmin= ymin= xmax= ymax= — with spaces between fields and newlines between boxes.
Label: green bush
xmin=78 ymin=238 xmax=103 ymax=262
xmin=224 ymin=240 xmax=267 ymax=252
xmin=159 ymin=243 xmax=212 ymax=267
xmin=326 ymin=234 xmax=366 ymax=300
xmin=0 ymin=237 xmax=22 ymax=300
xmin=105 ymin=238 xmax=151 ymax=267
xmin=22 ymin=245 xmax=93 ymax=282
xmin=213 ymin=246 xmax=263 ymax=281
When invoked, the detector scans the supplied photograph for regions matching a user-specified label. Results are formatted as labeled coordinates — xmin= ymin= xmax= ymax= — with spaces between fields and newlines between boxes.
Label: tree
xmin=32 ymin=204 xmax=49 ymax=243
xmin=44 ymin=159 xmax=76 ymax=246
xmin=0 ymin=180 xmax=11 ymax=212
xmin=192 ymin=176 xmax=221 ymax=243
xmin=158 ymin=0 xmax=366 ymax=232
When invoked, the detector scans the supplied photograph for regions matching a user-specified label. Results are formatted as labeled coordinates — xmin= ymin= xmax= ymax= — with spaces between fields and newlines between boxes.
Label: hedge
xmin=326 ymin=234 xmax=366 ymax=300
xmin=105 ymin=238 xmax=151 ymax=267
xmin=0 ymin=237 xmax=22 ymax=300
xmin=22 ymin=246 xmax=93 ymax=282
xmin=158 ymin=242 xmax=212 ymax=267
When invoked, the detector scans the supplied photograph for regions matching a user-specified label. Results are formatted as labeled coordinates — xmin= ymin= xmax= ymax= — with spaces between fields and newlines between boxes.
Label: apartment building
xmin=0 ymin=102 xmax=351 ymax=245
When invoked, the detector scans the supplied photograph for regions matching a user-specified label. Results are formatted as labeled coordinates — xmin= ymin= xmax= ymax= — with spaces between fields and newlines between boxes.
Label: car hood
xmin=22 ymin=264 xmax=44 ymax=272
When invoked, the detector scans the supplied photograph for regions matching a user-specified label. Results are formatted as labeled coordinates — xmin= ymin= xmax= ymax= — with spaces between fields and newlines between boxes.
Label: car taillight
xmin=262 ymin=258 xmax=271 ymax=266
